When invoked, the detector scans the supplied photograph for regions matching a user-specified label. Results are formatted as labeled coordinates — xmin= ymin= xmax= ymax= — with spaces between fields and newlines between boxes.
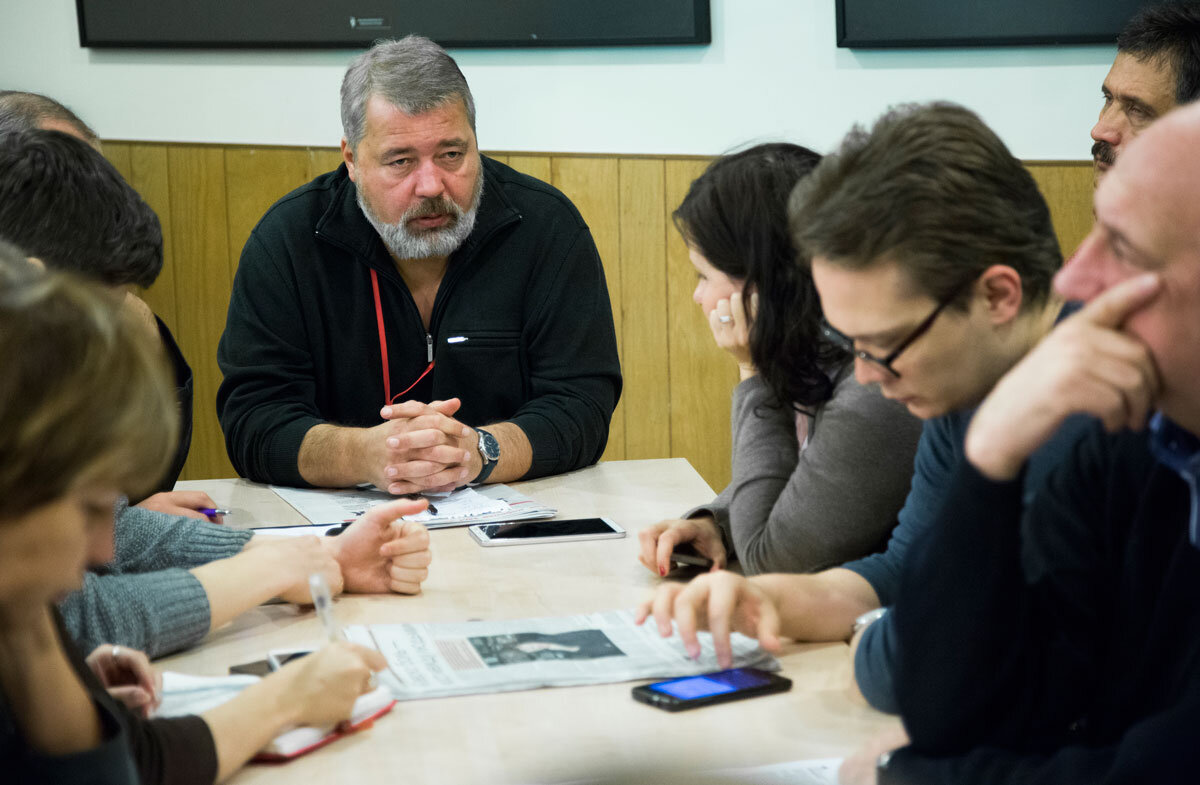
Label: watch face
xmin=478 ymin=429 xmax=500 ymax=461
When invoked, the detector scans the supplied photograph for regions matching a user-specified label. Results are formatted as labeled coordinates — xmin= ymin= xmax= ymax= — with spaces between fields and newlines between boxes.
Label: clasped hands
xmin=367 ymin=398 xmax=482 ymax=495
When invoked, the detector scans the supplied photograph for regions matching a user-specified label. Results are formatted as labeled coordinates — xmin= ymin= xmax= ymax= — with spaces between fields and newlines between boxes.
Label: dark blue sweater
xmin=886 ymin=427 xmax=1200 ymax=783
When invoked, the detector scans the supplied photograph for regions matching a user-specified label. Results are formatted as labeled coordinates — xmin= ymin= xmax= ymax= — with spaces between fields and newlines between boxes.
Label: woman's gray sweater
xmin=58 ymin=500 xmax=253 ymax=658
xmin=690 ymin=370 xmax=923 ymax=574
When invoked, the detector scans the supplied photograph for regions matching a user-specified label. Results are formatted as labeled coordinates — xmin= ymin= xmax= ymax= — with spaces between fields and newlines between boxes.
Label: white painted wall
xmin=1 ymin=0 xmax=1115 ymax=158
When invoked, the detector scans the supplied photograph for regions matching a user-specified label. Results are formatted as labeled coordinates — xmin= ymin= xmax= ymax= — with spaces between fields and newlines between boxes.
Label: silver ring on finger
xmin=718 ymin=315 xmax=733 ymax=324
xmin=112 ymin=645 xmax=122 ymax=661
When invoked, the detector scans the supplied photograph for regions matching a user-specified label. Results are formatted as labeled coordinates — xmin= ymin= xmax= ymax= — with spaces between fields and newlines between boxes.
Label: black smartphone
xmin=267 ymin=649 xmax=314 ymax=671
xmin=469 ymin=517 xmax=625 ymax=547
xmin=228 ymin=658 xmax=272 ymax=677
xmin=671 ymin=541 xmax=714 ymax=569
xmin=632 ymin=667 xmax=792 ymax=712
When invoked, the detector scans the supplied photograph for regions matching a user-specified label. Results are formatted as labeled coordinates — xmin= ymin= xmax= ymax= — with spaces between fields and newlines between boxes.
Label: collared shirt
xmin=1149 ymin=411 xmax=1200 ymax=547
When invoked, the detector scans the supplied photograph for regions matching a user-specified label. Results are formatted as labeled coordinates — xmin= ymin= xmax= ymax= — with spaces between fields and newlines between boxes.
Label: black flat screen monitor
xmin=77 ymin=0 xmax=710 ymax=49
xmin=837 ymin=0 xmax=1150 ymax=48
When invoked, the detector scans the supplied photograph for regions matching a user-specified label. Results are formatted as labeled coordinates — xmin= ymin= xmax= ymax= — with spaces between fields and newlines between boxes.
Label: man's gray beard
xmin=357 ymin=175 xmax=483 ymax=260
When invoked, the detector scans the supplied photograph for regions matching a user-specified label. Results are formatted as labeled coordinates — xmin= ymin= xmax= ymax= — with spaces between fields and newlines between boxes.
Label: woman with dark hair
xmin=637 ymin=143 xmax=922 ymax=576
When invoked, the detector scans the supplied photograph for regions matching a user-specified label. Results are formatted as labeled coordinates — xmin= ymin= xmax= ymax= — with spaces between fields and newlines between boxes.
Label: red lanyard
xmin=371 ymin=268 xmax=434 ymax=405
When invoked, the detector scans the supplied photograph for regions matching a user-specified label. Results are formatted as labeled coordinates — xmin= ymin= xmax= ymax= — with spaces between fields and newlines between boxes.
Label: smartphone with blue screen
xmin=631 ymin=667 xmax=792 ymax=712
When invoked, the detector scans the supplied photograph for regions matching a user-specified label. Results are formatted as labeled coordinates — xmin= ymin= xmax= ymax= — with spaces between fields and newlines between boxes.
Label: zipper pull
xmin=426 ymin=333 xmax=434 ymax=363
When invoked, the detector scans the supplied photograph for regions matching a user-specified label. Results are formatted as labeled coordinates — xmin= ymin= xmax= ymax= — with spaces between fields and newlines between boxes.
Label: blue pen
xmin=199 ymin=507 xmax=230 ymax=518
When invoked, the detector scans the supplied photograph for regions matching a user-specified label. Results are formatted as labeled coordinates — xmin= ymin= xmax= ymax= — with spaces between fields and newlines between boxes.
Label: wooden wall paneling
xmin=504 ymin=155 xmax=552 ymax=183
xmin=167 ymin=145 xmax=235 ymax=480
xmin=664 ymin=158 xmax=735 ymax=493
xmin=616 ymin=158 xmax=670 ymax=460
xmin=102 ymin=142 xmax=132 ymax=182
xmin=95 ymin=141 xmax=1098 ymax=488
xmin=224 ymin=148 xmax=312 ymax=271
xmin=307 ymin=148 xmax=344 ymax=181
xmin=1026 ymin=162 xmax=1094 ymax=260
xmin=485 ymin=154 xmax=509 ymax=165
xmin=126 ymin=144 xmax=178 ymax=330
xmin=550 ymin=156 xmax=626 ymax=462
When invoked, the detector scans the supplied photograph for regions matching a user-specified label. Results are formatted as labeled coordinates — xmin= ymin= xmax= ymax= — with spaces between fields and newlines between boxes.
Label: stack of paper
xmin=267 ymin=483 xmax=556 ymax=530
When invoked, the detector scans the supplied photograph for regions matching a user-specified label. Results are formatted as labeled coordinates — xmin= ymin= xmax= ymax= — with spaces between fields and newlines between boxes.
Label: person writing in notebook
xmin=0 ymin=129 xmax=434 ymax=660
xmin=217 ymin=35 xmax=621 ymax=494
xmin=0 ymin=254 xmax=390 ymax=784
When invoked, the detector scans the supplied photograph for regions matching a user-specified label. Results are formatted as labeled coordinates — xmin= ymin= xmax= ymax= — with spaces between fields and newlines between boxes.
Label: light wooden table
xmin=172 ymin=459 xmax=897 ymax=784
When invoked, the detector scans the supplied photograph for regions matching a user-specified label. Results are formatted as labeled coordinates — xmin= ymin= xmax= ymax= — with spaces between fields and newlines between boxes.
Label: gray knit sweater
xmin=58 ymin=500 xmax=254 ymax=658
xmin=690 ymin=370 xmax=923 ymax=575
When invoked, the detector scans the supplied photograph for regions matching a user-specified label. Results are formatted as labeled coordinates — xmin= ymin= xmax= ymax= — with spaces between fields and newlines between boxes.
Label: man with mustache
xmin=218 ymin=35 xmax=621 ymax=492
xmin=1089 ymin=2 xmax=1200 ymax=185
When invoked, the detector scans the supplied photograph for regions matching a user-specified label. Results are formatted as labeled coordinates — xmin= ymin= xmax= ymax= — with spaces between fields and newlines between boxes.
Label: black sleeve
xmin=216 ymin=232 xmax=326 ymax=485
xmin=14 ymin=697 xmax=140 ymax=785
xmin=60 ymin=612 xmax=219 ymax=785
xmin=507 ymin=225 xmax=622 ymax=478
xmin=885 ymin=693 xmax=1200 ymax=784
xmin=887 ymin=434 xmax=1197 ymax=785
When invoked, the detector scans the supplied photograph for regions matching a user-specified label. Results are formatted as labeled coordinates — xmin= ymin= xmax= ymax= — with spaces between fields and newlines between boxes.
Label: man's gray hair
xmin=0 ymin=91 xmax=99 ymax=146
xmin=340 ymin=35 xmax=477 ymax=151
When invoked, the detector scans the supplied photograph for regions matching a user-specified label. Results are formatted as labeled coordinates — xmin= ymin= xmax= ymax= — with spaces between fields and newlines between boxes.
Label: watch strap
xmin=471 ymin=428 xmax=499 ymax=485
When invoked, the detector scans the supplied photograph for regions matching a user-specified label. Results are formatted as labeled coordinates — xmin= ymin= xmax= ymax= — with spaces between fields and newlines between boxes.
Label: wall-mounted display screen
xmin=837 ymin=0 xmax=1149 ymax=48
xmin=77 ymin=0 xmax=710 ymax=49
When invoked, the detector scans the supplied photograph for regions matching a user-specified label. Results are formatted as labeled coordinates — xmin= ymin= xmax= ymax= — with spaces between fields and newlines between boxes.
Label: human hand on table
xmin=86 ymin=643 xmax=161 ymax=718
xmin=136 ymin=490 xmax=222 ymax=522
xmin=708 ymin=291 xmax=757 ymax=380
xmin=366 ymin=398 xmax=479 ymax=494
xmin=634 ymin=570 xmax=783 ymax=668
xmin=250 ymin=535 xmax=344 ymax=604
xmin=965 ymin=273 xmax=1161 ymax=481
xmin=838 ymin=726 xmax=910 ymax=785
xmin=324 ymin=499 xmax=433 ymax=595
xmin=637 ymin=515 xmax=727 ymax=576
xmin=271 ymin=642 xmax=387 ymax=727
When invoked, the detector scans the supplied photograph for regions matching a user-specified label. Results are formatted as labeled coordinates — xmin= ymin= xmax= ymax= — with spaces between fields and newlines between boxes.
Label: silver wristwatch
xmin=471 ymin=428 xmax=500 ymax=485
xmin=852 ymin=606 xmax=888 ymax=636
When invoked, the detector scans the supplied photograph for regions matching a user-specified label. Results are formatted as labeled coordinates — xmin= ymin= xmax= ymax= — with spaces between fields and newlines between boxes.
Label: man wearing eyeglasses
xmin=637 ymin=102 xmax=1092 ymax=715
xmin=834 ymin=100 xmax=1200 ymax=785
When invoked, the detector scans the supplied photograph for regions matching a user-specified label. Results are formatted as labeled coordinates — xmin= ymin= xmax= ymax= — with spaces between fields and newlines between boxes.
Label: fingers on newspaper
xmin=343 ymin=609 xmax=780 ymax=700
xmin=268 ymin=483 xmax=555 ymax=529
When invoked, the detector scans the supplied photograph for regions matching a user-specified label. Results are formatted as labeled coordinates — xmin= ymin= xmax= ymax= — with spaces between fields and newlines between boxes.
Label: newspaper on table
xmin=700 ymin=759 xmax=841 ymax=785
xmin=267 ymin=483 xmax=555 ymax=529
xmin=344 ymin=608 xmax=779 ymax=700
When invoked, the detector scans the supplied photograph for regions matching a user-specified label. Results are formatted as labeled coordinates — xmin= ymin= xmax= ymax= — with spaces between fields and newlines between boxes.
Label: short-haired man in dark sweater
xmin=839 ymin=96 xmax=1200 ymax=785
xmin=217 ymin=35 xmax=622 ymax=493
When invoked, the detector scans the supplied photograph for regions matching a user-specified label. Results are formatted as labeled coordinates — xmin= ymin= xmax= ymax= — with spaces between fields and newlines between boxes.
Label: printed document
xmin=269 ymin=483 xmax=555 ymax=528
xmin=345 ymin=608 xmax=778 ymax=700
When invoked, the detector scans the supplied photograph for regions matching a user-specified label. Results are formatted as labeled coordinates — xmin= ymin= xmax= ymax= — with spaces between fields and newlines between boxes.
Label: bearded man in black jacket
xmin=218 ymin=35 xmax=621 ymax=493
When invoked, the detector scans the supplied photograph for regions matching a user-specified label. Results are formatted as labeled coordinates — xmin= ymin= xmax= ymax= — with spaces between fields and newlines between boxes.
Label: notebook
xmin=156 ymin=672 xmax=395 ymax=761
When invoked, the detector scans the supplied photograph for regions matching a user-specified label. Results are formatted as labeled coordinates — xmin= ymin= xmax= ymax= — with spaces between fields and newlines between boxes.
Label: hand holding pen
xmin=135 ymin=490 xmax=227 ymax=521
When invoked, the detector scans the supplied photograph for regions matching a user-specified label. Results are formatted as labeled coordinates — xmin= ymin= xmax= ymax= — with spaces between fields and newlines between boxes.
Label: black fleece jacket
xmin=886 ymin=427 xmax=1200 ymax=783
xmin=217 ymin=156 xmax=621 ymax=486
